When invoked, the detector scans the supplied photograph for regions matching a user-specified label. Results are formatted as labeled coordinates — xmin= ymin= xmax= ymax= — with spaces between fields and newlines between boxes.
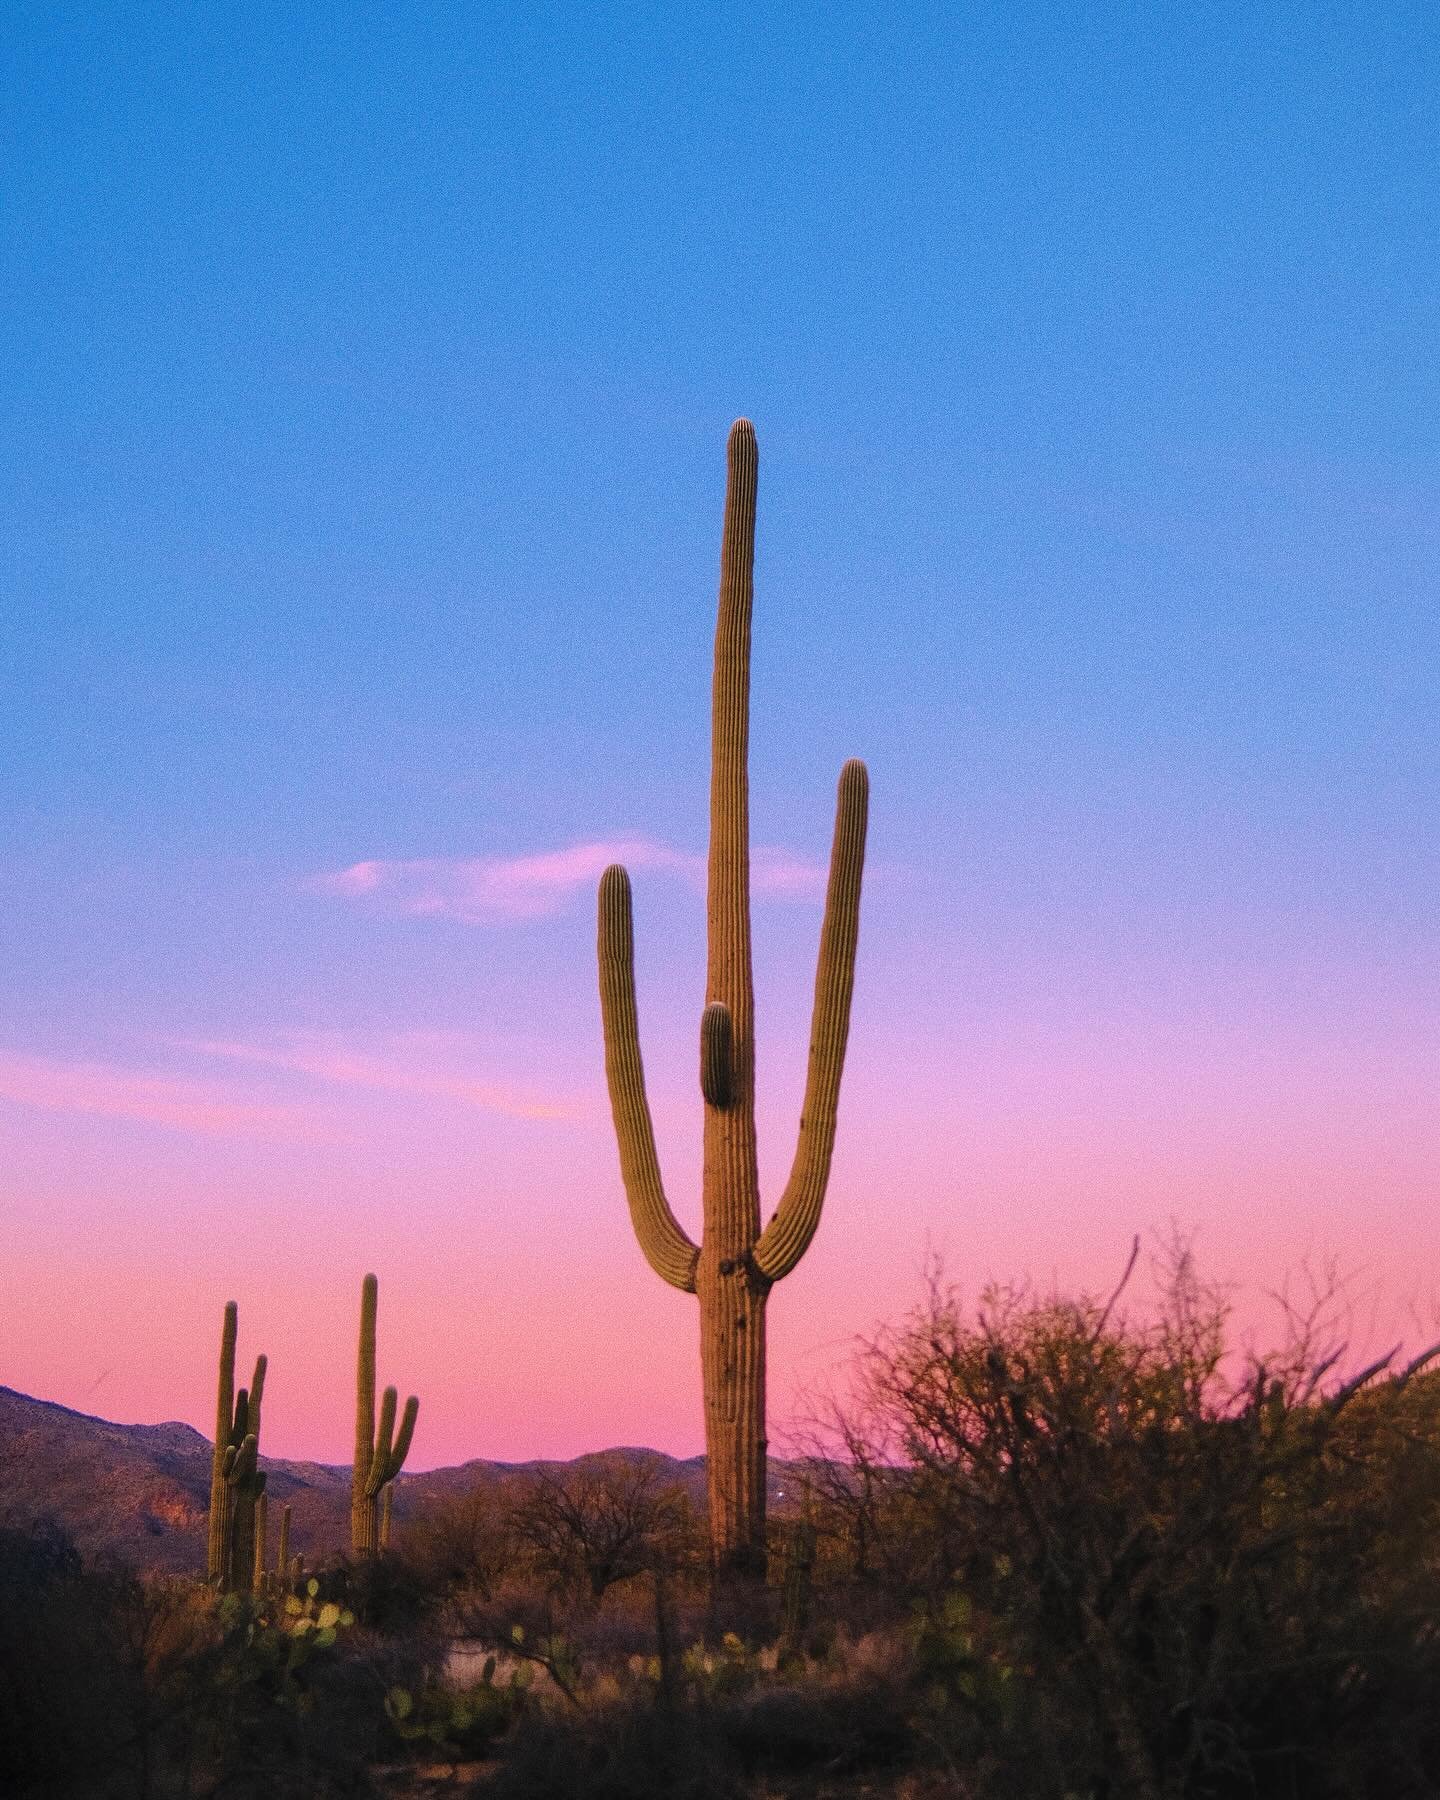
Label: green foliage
xmin=908 ymin=1589 xmax=1019 ymax=1728
xmin=212 ymin=1582 xmax=355 ymax=1710
xmin=504 ymin=1620 xmax=579 ymax=1702
xmin=678 ymin=1631 xmax=760 ymax=1701
xmin=383 ymin=1658 xmax=527 ymax=1757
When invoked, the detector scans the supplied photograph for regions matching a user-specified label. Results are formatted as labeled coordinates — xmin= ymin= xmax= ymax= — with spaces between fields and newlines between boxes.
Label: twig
xmin=1091 ymin=1236 xmax=1141 ymax=1345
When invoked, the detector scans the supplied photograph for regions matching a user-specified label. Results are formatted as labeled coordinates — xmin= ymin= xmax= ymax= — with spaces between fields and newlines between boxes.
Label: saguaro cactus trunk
xmin=351 ymin=1273 xmax=419 ymax=1555
xmin=597 ymin=420 xmax=869 ymax=1580
xmin=207 ymin=1302 xmax=267 ymax=1591
xmin=206 ymin=1302 xmax=238 ymax=1585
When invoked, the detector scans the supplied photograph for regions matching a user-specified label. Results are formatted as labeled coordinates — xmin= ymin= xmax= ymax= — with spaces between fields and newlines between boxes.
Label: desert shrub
xmin=320 ymin=1545 xmax=440 ymax=1634
xmin=721 ymin=1674 xmax=912 ymax=1778
xmin=401 ymin=1477 xmax=517 ymax=1600
xmin=0 ymin=1533 xmax=434 ymax=1800
xmin=480 ymin=1641 xmax=921 ymax=1800
xmin=0 ymin=1521 xmax=188 ymax=1795
xmin=483 ymin=1698 xmax=750 ymax=1800
xmin=186 ymin=1581 xmax=432 ymax=1798
xmin=508 ymin=1454 xmax=700 ymax=1601
xmin=823 ymin=1244 xmax=1440 ymax=1800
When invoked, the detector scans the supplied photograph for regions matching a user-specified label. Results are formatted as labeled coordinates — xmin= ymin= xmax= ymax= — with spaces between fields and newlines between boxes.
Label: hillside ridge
xmin=0 ymin=1384 xmax=790 ymax=1573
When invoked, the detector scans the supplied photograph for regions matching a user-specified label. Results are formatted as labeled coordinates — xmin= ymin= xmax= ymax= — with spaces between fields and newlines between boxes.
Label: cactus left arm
xmin=598 ymin=864 xmax=701 ymax=1292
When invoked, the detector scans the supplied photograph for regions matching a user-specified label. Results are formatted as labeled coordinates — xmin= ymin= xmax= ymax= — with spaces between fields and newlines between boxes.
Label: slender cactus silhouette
xmin=598 ymin=420 xmax=869 ymax=1578
xmin=351 ymin=1273 xmax=418 ymax=1554
xmin=206 ymin=1301 xmax=267 ymax=1591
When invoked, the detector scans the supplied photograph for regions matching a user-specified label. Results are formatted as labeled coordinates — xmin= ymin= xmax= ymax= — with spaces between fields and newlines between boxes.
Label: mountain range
xmin=0 ymin=1385 xmax=802 ymax=1574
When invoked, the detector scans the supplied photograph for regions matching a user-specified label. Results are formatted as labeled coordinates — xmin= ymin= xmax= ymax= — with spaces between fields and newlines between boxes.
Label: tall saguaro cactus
xmin=351 ymin=1273 xmax=419 ymax=1555
xmin=206 ymin=1301 xmax=268 ymax=1591
xmin=597 ymin=420 xmax=869 ymax=1579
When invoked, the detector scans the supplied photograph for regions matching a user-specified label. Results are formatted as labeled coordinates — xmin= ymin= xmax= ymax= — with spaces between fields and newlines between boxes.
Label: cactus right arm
xmin=389 ymin=1394 xmax=419 ymax=1477
xmin=246 ymin=1354 xmax=267 ymax=1440
xmin=366 ymin=1386 xmax=398 ymax=1497
xmin=754 ymin=758 xmax=869 ymax=1282
xmin=598 ymin=865 xmax=700 ymax=1292
xmin=366 ymin=1390 xmax=418 ymax=1495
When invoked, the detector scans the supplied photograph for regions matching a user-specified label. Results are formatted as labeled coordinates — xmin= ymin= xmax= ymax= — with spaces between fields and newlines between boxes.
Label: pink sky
xmin=3 ymin=841 xmax=1435 ymax=1469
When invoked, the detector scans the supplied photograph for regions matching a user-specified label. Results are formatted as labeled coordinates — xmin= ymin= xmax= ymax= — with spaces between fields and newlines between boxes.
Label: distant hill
xmin=0 ymin=1386 xmax=799 ymax=1574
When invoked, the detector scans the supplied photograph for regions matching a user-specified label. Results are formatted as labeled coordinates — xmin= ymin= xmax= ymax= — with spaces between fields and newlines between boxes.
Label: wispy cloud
xmin=184 ymin=1030 xmax=583 ymax=1123
xmin=0 ymin=1029 xmax=582 ymax=1143
xmin=749 ymin=846 xmax=834 ymax=897
xmin=308 ymin=838 xmax=827 ymax=924
xmin=0 ymin=1049 xmax=318 ymax=1140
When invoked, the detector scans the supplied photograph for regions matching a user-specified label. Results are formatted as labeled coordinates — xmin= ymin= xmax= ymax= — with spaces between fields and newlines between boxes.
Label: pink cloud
xmin=750 ymin=847 xmax=830 ymax=897
xmin=308 ymin=838 xmax=826 ymax=923
xmin=0 ymin=1049 xmax=317 ymax=1140
xmin=321 ymin=861 xmax=386 ymax=895
xmin=183 ymin=1030 xmax=584 ymax=1123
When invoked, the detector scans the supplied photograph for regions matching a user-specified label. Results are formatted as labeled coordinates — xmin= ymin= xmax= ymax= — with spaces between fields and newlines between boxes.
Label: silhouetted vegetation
xmin=5 ymin=1247 xmax=1440 ymax=1796
xmin=506 ymin=1454 xmax=698 ymax=1601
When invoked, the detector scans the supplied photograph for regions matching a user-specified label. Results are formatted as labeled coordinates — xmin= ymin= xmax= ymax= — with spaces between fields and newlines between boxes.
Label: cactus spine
xmin=597 ymin=420 xmax=869 ymax=1579
xmin=351 ymin=1273 xmax=418 ymax=1555
xmin=206 ymin=1302 xmax=268 ymax=1591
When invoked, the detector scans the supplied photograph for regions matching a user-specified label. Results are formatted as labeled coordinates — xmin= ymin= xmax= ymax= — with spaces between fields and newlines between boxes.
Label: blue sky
xmin=3 ymin=3 xmax=1438 ymax=1458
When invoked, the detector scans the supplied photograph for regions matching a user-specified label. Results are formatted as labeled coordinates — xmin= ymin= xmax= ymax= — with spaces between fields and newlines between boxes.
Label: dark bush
xmin=0 ymin=1521 xmax=150 ymax=1794
xmin=817 ymin=1244 xmax=1440 ymax=1800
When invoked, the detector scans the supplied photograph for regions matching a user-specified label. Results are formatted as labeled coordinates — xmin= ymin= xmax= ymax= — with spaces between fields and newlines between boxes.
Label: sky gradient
xmin=3 ymin=4 xmax=1438 ymax=1465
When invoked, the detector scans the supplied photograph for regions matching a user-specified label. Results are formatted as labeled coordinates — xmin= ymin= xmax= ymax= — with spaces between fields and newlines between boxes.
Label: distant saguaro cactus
xmin=206 ymin=1301 xmax=268 ymax=1591
xmin=781 ymin=1518 xmax=818 ymax=1644
xmin=275 ymin=1502 xmax=293 ymax=1592
xmin=251 ymin=1490 xmax=269 ymax=1595
xmin=597 ymin=420 xmax=869 ymax=1579
xmin=351 ymin=1273 xmax=418 ymax=1555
